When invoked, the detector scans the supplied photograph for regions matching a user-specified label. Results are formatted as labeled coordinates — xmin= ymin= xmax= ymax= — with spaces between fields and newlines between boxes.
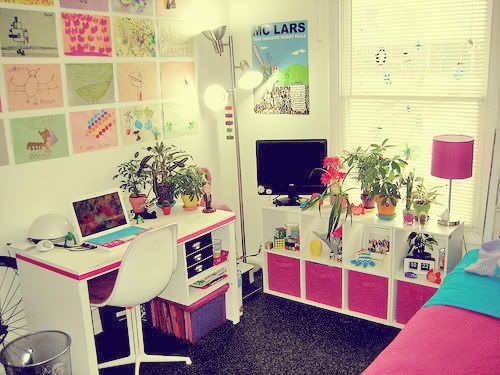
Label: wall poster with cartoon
xmin=251 ymin=20 xmax=309 ymax=115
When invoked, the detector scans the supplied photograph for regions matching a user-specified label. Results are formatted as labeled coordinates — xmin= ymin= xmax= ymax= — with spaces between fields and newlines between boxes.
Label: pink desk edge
xmin=16 ymin=215 xmax=237 ymax=281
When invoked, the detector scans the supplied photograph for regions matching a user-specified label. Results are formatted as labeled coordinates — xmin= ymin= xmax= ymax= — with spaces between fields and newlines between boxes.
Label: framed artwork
xmin=61 ymin=13 xmax=112 ymax=57
xmin=0 ymin=9 xmax=58 ymax=58
xmin=0 ymin=120 xmax=8 ymax=166
xmin=117 ymin=63 xmax=159 ymax=102
xmin=111 ymin=0 xmax=154 ymax=15
xmin=69 ymin=109 xmax=118 ymax=154
xmin=156 ymin=0 xmax=193 ymax=17
xmin=363 ymin=227 xmax=390 ymax=260
xmin=11 ymin=115 xmax=68 ymax=164
xmin=66 ymin=63 xmax=115 ymax=106
xmin=163 ymin=101 xmax=197 ymax=138
xmin=60 ymin=0 xmax=108 ymax=11
xmin=114 ymin=17 xmax=156 ymax=57
xmin=4 ymin=64 xmax=63 ymax=112
xmin=160 ymin=61 xmax=195 ymax=101
xmin=120 ymin=104 xmax=162 ymax=145
xmin=158 ymin=20 xmax=193 ymax=58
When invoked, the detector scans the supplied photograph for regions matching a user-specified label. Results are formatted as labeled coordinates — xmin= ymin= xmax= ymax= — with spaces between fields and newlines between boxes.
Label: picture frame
xmin=363 ymin=227 xmax=391 ymax=261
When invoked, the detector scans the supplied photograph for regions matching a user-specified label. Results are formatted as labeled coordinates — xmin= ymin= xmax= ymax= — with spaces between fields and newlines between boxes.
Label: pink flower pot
xmin=129 ymin=194 xmax=147 ymax=214
xmin=161 ymin=206 xmax=172 ymax=215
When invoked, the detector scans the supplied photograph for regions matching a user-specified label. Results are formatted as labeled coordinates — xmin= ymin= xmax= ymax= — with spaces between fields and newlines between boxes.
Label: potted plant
xmin=302 ymin=156 xmax=352 ymax=242
xmin=113 ymin=152 xmax=149 ymax=214
xmin=369 ymin=142 xmax=407 ymax=219
xmin=402 ymin=171 xmax=415 ymax=225
xmin=412 ymin=178 xmax=440 ymax=221
xmin=407 ymin=232 xmax=437 ymax=260
xmin=172 ymin=165 xmax=207 ymax=211
xmin=137 ymin=142 xmax=191 ymax=214
xmin=343 ymin=140 xmax=392 ymax=210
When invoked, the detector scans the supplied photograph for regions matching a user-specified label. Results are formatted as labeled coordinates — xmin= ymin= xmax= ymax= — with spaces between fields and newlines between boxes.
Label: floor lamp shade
xmin=431 ymin=135 xmax=474 ymax=179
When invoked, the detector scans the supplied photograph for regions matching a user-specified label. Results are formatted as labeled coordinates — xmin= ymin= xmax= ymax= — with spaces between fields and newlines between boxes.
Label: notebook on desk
xmin=71 ymin=190 xmax=146 ymax=249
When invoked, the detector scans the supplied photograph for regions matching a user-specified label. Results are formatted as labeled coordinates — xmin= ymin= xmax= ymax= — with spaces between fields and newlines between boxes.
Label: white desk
xmin=11 ymin=207 xmax=241 ymax=375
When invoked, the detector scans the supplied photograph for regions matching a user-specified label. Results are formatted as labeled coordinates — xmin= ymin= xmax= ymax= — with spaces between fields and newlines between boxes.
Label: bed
xmin=363 ymin=250 xmax=500 ymax=375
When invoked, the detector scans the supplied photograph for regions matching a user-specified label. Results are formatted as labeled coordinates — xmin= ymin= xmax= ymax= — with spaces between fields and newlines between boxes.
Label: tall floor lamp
xmin=202 ymin=26 xmax=263 ymax=258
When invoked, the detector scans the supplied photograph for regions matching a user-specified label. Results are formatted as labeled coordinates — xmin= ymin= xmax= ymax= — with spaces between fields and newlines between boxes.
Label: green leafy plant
xmin=172 ymin=165 xmax=207 ymax=200
xmin=137 ymin=142 xmax=192 ymax=206
xmin=367 ymin=140 xmax=407 ymax=206
xmin=412 ymin=178 xmax=441 ymax=207
xmin=407 ymin=232 xmax=437 ymax=259
xmin=113 ymin=152 xmax=148 ymax=197
xmin=402 ymin=171 xmax=415 ymax=210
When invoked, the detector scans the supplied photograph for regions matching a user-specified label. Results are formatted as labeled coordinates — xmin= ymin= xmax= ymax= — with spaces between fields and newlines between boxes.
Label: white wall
xmin=226 ymin=0 xmax=334 ymax=261
xmin=0 ymin=0 xmax=229 ymax=250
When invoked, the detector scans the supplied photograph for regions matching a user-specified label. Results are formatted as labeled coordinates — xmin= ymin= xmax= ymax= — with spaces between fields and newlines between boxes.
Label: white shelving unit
xmin=261 ymin=205 xmax=464 ymax=328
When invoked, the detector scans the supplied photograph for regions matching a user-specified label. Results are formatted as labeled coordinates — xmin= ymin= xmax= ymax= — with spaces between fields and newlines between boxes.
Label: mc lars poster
xmin=252 ymin=20 xmax=309 ymax=115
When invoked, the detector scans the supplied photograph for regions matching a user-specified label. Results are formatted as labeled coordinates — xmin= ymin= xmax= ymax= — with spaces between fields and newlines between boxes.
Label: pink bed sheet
xmin=363 ymin=305 xmax=500 ymax=375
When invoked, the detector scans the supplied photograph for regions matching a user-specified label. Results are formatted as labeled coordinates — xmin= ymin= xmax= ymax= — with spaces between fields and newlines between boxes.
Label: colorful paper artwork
xmin=160 ymin=62 xmax=195 ymax=101
xmin=120 ymin=104 xmax=162 ymax=145
xmin=252 ymin=20 xmax=310 ymax=115
xmin=111 ymin=0 xmax=154 ymax=15
xmin=117 ymin=63 xmax=159 ymax=102
xmin=156 ymin=0 xmax=192 ymax=17
xmin=0 ymin=121 xmax=8 ymax=166
xmin=62 ymin=13 xmax=112 ymax=57
xmin=4 ymin=64 xmax=63 ymax=111
xmin=163 ymin=102 xmax=197 ymax=138
xmin=114 ymin=17 xmax=156 ymax=57
xmin=158 ymin=20 xmax=193 ymax=58
xmin=0 ymin=9 xmax=58 ymax=58
xmin=60 ymin=0 xmax=108 ymax=11
xmin=66 ymin=63 xmax=115 ymax=106
xmin=11 ymin=114 xmax=68 ymax=164
xmin=70 ymin=109 xmax=118 ymax=154
xmin=0 ymin=0 xmax=54 ymax=6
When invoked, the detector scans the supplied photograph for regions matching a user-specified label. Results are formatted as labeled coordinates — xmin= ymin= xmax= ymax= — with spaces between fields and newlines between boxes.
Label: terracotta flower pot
xmin=182 ymin=195 xmax=199 ymax=211
xmin=374 ymin=195 xmax=398 ymax=218
xmin=129 ymin=194 xmax=147 ymax=214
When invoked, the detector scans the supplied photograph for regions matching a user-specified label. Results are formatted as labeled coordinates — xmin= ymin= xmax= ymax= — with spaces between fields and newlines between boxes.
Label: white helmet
xmin=28 ymin=214 xmax=74 ymax=242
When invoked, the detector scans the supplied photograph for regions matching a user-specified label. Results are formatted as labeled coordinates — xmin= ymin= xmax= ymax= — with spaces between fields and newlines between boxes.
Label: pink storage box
xmin=396 ymin=281 xmax=437 ymax=324
xmin=305 ymin=261 xmax=342 ymax=308
xmin=267 ymin=253 xmax=300 ymax=297
xmin=348 ymin=271 xmax=388 ymax=319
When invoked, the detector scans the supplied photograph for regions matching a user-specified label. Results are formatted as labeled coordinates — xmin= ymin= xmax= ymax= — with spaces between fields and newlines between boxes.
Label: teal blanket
xmin=424 ymin=249 xmax=500 ymax=318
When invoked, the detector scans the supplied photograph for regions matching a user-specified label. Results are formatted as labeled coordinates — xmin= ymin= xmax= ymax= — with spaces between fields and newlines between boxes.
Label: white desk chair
xmin=88 ymin=224 xmax=192 ymax=374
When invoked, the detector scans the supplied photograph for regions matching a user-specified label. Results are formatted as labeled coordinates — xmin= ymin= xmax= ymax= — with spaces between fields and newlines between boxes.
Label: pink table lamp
xmin=431 ymin=135 xmax=474 ymax=226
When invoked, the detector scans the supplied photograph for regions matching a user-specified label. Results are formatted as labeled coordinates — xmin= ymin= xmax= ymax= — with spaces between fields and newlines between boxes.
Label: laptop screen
xmin=72 ymin=191 xmax=127 ymax=238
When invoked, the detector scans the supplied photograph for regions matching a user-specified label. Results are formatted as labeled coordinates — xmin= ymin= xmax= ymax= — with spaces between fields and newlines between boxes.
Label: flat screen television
xmin=256 ymin=139 xmax=327 ymax=206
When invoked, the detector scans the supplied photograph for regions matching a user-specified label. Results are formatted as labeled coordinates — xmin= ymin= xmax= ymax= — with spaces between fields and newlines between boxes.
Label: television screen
xmin=256 ymin=139 xmax=327 ymax=200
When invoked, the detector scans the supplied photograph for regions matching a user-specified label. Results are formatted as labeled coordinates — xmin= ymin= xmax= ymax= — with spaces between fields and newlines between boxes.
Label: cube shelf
xmin=261 ymin=205 xmax=464 ymax=327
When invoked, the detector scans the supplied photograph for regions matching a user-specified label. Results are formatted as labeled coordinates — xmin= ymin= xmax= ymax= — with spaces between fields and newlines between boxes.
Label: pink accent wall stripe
xmin=16 ymin=215 xmax=236 ymax=281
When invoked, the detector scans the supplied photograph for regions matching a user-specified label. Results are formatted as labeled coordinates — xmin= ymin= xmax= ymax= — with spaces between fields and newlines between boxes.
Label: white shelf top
xmin=12 ymin=207 xmax=236 ymax=280
xmin=394 ymin=269 xmax=441 ymax=289
xmin=262 ymin=203 xmax=462 ymax=236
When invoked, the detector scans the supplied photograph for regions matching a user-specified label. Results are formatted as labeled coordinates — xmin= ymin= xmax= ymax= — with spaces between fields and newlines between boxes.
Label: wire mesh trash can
xmin=0 ymin=331 xmax=71 ymax=375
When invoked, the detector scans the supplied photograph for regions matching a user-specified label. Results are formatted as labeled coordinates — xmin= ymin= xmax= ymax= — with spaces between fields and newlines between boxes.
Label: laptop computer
xmin=71 ymin=189 xmax=146 ymax=249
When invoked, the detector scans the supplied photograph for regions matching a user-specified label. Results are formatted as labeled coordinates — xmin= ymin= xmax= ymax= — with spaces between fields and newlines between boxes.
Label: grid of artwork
xmin=0 ymin=0 xmax=197 ymax=165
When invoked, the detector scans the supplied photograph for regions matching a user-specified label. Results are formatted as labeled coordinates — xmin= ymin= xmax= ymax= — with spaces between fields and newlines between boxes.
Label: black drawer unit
xmin=187 ymin=256 xmax=214 ymax=279
xmin=186 ymin=244 xmax=214 ymax=268
xmin=185 ymin=233 xmax=213 ymax=256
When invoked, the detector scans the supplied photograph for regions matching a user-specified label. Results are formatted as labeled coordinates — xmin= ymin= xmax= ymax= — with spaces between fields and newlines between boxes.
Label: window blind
xmin=341 ymin=0 xmax=491 ymax=228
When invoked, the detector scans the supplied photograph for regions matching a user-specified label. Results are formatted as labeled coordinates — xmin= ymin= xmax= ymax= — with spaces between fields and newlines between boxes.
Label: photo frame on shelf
xmin=363 ymin=227 xmax=390 ymax=261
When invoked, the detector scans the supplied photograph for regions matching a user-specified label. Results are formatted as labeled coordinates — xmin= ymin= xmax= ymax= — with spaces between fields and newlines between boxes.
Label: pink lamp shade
xmin=431 ymin=135 xmax=474 ymax=179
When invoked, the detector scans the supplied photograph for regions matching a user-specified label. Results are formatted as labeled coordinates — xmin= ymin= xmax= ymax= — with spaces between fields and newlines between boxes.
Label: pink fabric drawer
xmin=305 ymin=262 xmax=342 ymax=308
xmin=396 ymin=281 xmax=437 ymax=324
xmin=348 ymin=271 xmax=388 ymax=319
xmin=267 ymin=253 xmax=300 ymax=297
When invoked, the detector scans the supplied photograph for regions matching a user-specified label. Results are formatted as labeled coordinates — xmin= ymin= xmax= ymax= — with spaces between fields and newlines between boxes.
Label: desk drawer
xmin=187 ymin=256 xmax=214 ymax=279
xmin=185 ymin=233 xmax=213 ymax=256
xmin=186 ymin=244 xmax=213 ymax=268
